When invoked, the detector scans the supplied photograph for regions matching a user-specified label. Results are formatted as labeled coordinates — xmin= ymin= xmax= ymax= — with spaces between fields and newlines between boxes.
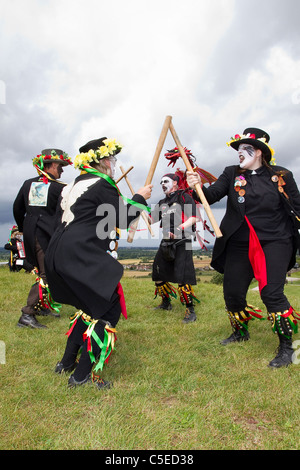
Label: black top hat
xmin=40 ymin=148 xmax=72 ymax=166
xmin=228 ymin=127 xmax=274 ymax=163
xmin=79 ymin=137 xmax=122 ymax=156
xmin=79 ymin=138 xmax=107 ymax=153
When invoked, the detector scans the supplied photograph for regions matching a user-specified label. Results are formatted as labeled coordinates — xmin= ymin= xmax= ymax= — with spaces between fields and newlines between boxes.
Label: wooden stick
xmin=127 ymin=115 xmax=172 ymax=243
xmin=120 ymin=165 xmax=154 ymax=237
xmin=115 ymin=165 xmax=134 ymax=184
xmin=169 ymin=121 xmax=223 ymax=238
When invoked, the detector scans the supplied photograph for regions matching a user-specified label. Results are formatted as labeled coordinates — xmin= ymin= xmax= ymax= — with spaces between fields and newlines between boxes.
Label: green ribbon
xmin=81 ymin=164 xmax=150 ymax=213
xmin=39 ymin=155 xmax=44 ymax=170
xmin=81 ymin=316 xmax=115 ymax=372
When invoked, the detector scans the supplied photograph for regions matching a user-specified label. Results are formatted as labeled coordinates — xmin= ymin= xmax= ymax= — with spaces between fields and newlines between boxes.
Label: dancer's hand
xmin=186 ymin=171 xmax=201 ymax=190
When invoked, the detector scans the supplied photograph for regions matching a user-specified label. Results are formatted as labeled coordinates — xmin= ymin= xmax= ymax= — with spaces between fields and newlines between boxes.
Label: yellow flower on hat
xmin=257 ymin=138 xmax=275 ymax=157
xmin=98 ymin=145 xmax=110 ymax=158
xmin=74 ymin=138 xmax=123 ymax=170
xmin=105 ymin=139 xmax=120 ymax=154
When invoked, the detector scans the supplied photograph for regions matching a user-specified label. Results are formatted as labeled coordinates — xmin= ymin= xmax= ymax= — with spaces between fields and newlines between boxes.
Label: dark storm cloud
xmin=0 ymin=0 xmax=299 ymax=247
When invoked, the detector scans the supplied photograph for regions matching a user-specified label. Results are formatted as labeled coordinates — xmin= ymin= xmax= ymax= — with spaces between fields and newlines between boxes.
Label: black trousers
xmin=22 ymin=238 xmax=47 ymax=315
xmin=223 ymin=237 xmax=292 ymax=313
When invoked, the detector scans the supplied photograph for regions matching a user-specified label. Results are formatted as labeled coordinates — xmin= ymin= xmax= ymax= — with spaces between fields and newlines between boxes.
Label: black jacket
xmin=44 ymin=174 xmax=147 ymax=318
xmin=199 ymin=165 xmax=300 ymax=273
xmin=13 ymin=173 xmax=65 ymax=266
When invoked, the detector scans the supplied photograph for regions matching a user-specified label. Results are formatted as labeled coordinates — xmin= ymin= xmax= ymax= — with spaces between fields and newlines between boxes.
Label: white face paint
xmin=238 ymin=144 xmax=261 ymax=170
xmin=160 ymin=177 xmax=174 ymax=195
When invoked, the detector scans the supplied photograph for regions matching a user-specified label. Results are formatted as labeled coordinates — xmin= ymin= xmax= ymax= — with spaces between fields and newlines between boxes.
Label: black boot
xmin=154 ymin=282 xmax=176 ymax=311
xmin=220 ymin=329 xmax=250 ymax=345
xmin=55 ymin=361 xmax=77 ymax=374
xmin=182 ymin=304 xmax=197 ymax=323
xmin=154 ymin=297 xmax=172 ymax=311
xmin=268 ymin=335 xmax=294 ymax=368
xmin=221 ymin=309 xmax=250 ymax=345
xmin=17 ymin=313 xmax=47 ymax=329
xmin=68 ymin=373 xmax=91 ymax=388
xmin=91 ymin=373 xmax=112 ymax=390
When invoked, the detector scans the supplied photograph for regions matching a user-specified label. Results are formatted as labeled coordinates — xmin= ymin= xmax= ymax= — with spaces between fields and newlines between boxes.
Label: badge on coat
xmin=29 ymin=182 xmax=50 ymax=207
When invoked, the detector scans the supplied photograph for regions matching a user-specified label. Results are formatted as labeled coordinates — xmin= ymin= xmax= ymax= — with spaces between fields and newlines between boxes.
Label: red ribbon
xmin=235 ymin=134 xmax=256 ymax=140
xmin=117 ymin=282 xmax=127 ymax=319
xmin=282 ymin=306 xmax=294 ymax=318
xmin=245 ymin=216 xmax=267 ymax=293
xmin=66 ymin=317 xmax=78 ymax=337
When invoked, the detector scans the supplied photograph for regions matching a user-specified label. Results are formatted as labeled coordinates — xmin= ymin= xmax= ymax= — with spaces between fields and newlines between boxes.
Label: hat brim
xmin=44 ymin=158 xmax=71 ymax=166
xmin=230 ymin=139 xmax=271 ymax=162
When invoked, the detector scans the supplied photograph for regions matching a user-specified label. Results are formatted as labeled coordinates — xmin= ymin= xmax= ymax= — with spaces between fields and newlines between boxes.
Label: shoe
xmin=92 ymin=374 xmax=112 ymax=390
xmin=154 ymin=299 xmax=172 ymax=311
xmin=55 ymin=361 xmax=77 ymax=374
xmin=268 ymin=335 xmax=294 ymax=368
xmin=68 ymin=373 xmax=91 ymax=388
xmin=220 ymin=329 xmax=249 ymax=345
xmin=17 ymin=313 xmax=48 ymax=329
xmin=182 ymin=306 xmax=197 ymax=324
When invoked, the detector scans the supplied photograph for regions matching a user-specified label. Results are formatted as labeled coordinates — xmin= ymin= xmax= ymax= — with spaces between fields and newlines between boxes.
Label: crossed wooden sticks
xmin=117 ymin=115 xmax=222 ymax=242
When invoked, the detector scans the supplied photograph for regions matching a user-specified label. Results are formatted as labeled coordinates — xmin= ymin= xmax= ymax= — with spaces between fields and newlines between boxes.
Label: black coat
xmin=201 ymin=165 xmax=300 ymax=273
xmin=44 ymin=174 xmax=147 ymax=319
xmin=13 ymin=173 xmax=66 ymax=267
xmin=151 ymin=190 xmax=197 ymax=284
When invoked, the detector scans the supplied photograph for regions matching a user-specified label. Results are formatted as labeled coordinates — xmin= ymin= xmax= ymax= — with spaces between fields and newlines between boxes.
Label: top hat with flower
xmin=32 ymin=148 xmax=73 ymax=175
xmin=227 ymin=127 xmax=275 ymax=164
xmin=74 ymin=137 xmax=123 ymax=170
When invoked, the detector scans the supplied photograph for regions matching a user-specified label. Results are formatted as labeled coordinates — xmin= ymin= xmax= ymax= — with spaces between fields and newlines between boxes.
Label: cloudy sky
xmin=1 ymin=0 xmax=300 ymax=247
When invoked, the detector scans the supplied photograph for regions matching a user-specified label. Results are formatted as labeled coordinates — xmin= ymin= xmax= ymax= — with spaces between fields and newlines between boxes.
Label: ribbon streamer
xmin=117 ymin=282 xmax=127 ymax=319
xmin=81 ymin=164 xmax=150 ymax=213
xmin=65 ymin=311 xmax=117 ymax=372
xmin=244 ymin=216 xmax=267 ymax=293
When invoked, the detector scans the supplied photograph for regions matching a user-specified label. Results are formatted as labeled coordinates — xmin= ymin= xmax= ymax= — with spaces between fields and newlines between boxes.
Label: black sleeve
xmin=13 ymin=184 xmax=26 ymax=232
xmin=285 ymin=170 xmax=300 ymax=216
xmin=193 ymin=167 xmax=232 ymax=205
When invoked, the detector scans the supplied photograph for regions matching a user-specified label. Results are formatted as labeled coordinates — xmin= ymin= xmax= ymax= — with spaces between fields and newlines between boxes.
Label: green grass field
xmin=0 ymin=265 xmax=299 ymax=450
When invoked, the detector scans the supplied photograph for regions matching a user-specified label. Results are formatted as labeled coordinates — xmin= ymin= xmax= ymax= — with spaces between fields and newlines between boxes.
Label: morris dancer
xmin=187 ymin=127 xmax=300 ymax=368
xmin=151 ymin=172 xmax=200 ymax=323
xmin=13 ymin=148 xmax=72 ymax=328
xmin=150 ymin=147 xmax=216 ymax=324
xmin=44 ymin=137 xmax=152 ymax=389
xmin=4 ymin=225 xmax=34 ymax=272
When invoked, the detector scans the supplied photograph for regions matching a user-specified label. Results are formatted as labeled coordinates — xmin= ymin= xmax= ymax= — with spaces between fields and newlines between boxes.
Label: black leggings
xmin=223 ymin=238 xmax=292 ymax=313
xmin=61 ymin=294 xmax=121 ymax=381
